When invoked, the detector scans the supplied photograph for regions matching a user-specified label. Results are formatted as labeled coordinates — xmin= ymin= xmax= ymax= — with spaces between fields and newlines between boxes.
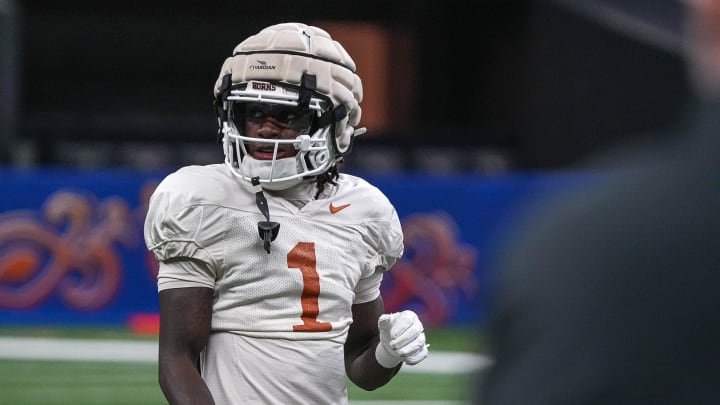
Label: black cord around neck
xmin=251 ymin=177 xmax=280 ymax=253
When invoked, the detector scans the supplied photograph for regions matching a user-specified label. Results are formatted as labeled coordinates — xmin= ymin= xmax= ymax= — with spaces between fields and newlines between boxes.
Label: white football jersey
xmin=144 ymin=164 xmax=403 ymax=404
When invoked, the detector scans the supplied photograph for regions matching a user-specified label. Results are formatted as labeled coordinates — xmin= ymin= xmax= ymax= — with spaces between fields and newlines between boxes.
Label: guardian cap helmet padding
xmin=213 ymin=23 xmax=365 ymax=190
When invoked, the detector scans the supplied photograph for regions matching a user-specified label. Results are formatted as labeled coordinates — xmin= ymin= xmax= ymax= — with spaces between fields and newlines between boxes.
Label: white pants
xmin=201 ymin=332 xmax=349 ymax=405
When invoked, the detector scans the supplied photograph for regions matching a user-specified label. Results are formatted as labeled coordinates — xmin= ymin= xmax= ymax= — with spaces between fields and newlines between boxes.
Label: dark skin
xmin=158 ymin=287 xmax=214 ymax=404
xmin=344 ymin=294 xmax=403 ymax=390
xmin=241 ymin=103 xmax=310 ymax=160
xmin=158 ymin=287 xmax=401 ymax=405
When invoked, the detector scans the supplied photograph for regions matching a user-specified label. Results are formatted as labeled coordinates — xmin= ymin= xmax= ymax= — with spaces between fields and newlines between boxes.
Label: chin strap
xmin=251 ymin=177 xmax=280 ymax=254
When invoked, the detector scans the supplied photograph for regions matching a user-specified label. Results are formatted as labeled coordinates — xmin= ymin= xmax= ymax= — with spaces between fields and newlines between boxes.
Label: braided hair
xmin=314 ymin=164 xmax=341 ymax=199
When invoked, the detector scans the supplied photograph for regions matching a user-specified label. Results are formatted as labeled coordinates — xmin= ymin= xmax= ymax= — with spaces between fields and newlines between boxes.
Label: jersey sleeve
xmin=353 ymin=271 xmax=383 ymax=304
xmin=157 ymin=259 xmax=215 ymax=292
xmin=361 ymin=204 xmax=404 ymax=273
xmin=344 ymin=178 xmax=404 ymax=307
xmin=144 ymin=168 xmax=228 ymax=274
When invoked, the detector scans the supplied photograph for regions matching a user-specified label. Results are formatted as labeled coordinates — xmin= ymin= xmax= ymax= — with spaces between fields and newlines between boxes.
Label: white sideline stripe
xmin=0 ymin=337 xmax=157 ymax=363
xmin=0 ymin=336 xmax=493 ymax=374
xmin=413 ymin=350 xmax=493 ymax=374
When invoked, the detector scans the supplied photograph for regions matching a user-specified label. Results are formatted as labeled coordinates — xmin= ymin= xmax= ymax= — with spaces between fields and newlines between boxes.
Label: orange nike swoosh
xmin=329 ymin=203 xmax=351 ymax=214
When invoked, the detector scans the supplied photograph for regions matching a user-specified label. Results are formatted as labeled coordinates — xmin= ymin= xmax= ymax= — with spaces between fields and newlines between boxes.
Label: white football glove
xmin=375 ymin=310 xmax=429 ymax=368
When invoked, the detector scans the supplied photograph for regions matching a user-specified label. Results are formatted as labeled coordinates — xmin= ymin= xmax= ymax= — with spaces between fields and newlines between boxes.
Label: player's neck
xmin=266 ymin=180 xmax=316 ymax=207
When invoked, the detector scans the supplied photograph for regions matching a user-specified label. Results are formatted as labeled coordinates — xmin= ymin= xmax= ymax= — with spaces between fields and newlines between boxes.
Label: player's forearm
xmin=346 ymin=341 xmax=401 ymax=391
xmin=159 ymin=358 xmax=215 ymax=405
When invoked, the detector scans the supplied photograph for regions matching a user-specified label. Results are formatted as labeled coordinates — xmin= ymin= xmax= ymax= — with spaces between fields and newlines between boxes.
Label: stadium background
xmin=0 ymin=0 xmax=691 ymax=403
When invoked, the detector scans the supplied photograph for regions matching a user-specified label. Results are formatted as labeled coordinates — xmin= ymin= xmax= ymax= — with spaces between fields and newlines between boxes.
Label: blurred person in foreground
xmin=480 ymin=1 xmax=720 ymax=404
xmin=144 ymin=23 xmax=428 ymax=405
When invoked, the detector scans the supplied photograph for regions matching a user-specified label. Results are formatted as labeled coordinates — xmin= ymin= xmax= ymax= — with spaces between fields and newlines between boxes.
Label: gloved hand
xmin=375 ymin=310 xmax=429 ymax=368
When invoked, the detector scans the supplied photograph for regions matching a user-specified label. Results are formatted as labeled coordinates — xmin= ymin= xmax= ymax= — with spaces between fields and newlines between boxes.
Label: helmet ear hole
xmin=312 ymin=149 xmax=330 ymax=168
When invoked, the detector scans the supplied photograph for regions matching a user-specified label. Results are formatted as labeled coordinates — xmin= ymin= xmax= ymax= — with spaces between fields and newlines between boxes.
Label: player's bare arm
xmin=158 ymin=286 xmax=214 ymax=405
xmin=344 ymin=296 xmax=401 ymax=390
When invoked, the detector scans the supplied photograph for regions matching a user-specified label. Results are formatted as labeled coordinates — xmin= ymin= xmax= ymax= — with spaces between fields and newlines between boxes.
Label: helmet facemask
xmin=220 ymin=80 xmax=338 ymax=190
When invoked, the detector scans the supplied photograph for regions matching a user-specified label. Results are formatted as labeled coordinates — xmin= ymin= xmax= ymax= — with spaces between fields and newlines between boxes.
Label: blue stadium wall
xmin=0 ymin=167 xmax=596 ymax=329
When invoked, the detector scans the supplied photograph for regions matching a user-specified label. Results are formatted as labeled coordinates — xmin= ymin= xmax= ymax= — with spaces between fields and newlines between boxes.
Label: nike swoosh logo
xmin=329 ymin=203 xmax=351 ymax=214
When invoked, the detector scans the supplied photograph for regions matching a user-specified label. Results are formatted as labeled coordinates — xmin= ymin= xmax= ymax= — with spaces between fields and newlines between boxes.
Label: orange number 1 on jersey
xmin=287 ymin=242 xmax=332 ymax=332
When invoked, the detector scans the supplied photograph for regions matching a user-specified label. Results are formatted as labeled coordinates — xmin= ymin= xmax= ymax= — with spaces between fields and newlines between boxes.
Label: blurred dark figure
xmin=480 ymin=1 xmax=720 ymax=404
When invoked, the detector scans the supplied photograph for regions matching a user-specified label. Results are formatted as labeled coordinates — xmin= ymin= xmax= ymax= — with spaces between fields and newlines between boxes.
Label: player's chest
xmin=220 ymin=215 xmax=367 ymax=288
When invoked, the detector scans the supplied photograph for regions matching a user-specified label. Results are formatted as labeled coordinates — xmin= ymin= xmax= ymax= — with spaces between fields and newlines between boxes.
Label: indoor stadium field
xmin=0 ymin=327 xmax=485 ymax=404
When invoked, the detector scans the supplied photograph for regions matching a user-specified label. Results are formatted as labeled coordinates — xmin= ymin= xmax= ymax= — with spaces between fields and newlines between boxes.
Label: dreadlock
xmin=314 ymin=164 xmax=341 ymax=199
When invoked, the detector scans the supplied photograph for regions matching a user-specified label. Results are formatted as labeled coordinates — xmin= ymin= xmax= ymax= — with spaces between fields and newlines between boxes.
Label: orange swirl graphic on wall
xmin=383 ymin=211 xmax=478 ymax=327
xmin=0 ymin=191 xmax=133 ymax=310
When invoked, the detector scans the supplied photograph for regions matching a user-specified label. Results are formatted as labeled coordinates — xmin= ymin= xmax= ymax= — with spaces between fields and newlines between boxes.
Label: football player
xmin=144 ymin=22 xmax=428 ymax=404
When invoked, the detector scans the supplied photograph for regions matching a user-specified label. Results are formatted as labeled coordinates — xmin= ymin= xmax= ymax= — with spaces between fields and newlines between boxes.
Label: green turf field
xmin=0 ymin=326 xmax=485 ymax=404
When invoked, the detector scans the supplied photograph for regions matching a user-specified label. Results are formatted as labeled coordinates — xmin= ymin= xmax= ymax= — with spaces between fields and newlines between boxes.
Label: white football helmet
xmin=213 ymin=23 xmax=365 ymax=190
